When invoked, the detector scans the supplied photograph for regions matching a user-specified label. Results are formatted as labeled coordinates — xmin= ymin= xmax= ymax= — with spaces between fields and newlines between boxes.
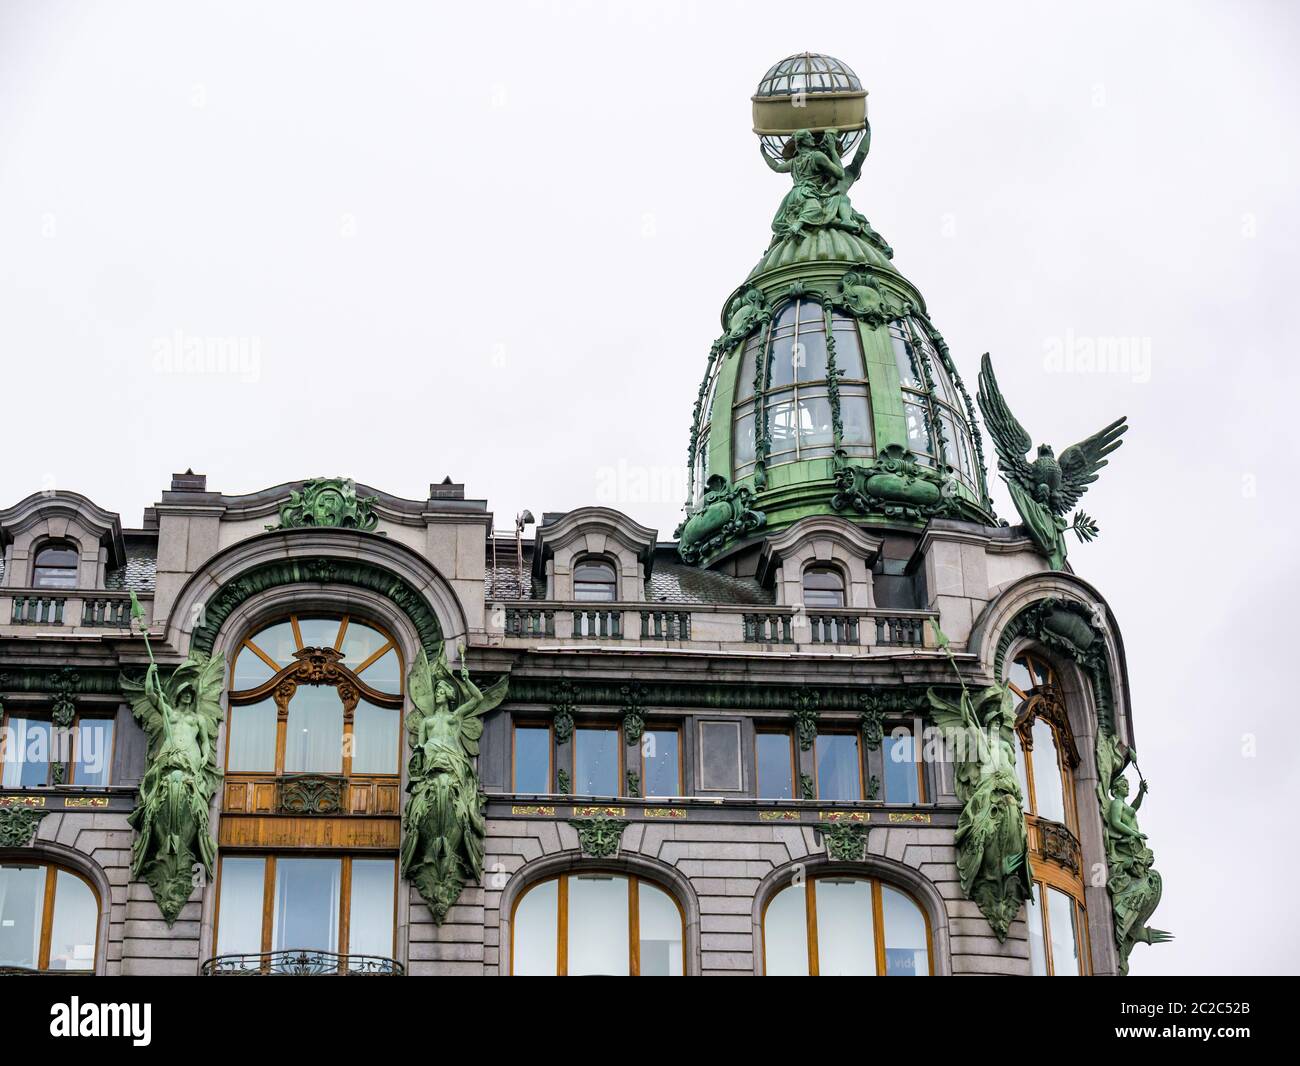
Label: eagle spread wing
xmin=977 ymin=353 xmax=1034 ymax=489
xmin=1054 ymin=416 xmax=1128 ymax=512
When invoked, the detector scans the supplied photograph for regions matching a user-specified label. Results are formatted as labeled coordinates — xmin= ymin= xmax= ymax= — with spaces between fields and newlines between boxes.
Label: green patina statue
xmin=763 ymin=126 xmax=892 ymax=257
xmin=268 ymin=476 xmax=379 ymax=532
xmin=121 ymin=598 xmax=225 ymax=924
xmin=675 ymin=474 xmax=766 ymax=564
xmin=928 ymin=625 xmax=1033 ymax=941
xmin=1096 ymin=732 xmax=1172 ymax=974
xmin=401 ymin=644 xmax=508 ymax=923
xmin=977 ymin=353 xmax=1127 ymax=569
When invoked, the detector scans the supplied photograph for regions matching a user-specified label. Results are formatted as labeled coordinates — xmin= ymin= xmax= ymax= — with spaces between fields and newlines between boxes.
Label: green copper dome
xmin=676 ymin=56 xmax=994 ymax=565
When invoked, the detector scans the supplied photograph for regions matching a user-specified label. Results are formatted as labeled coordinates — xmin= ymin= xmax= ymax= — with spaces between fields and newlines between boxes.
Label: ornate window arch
xmin=761 ymin=872 xmax=932 ymax=976
xmin=510 ymin=868 xmax=685 ymax=976
xmin=1006 ymin=649 xmax=1092 ymax=976
xmin=0 ymin=859 xmax=100 ymax=973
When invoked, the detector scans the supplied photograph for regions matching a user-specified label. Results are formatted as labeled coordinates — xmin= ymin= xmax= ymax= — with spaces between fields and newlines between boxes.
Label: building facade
xmin=0 ymin=53 xmax=1165 ymax=977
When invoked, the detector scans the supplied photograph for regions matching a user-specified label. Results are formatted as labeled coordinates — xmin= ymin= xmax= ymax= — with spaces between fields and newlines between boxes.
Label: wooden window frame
xmin=755 ymin=727 xmax=797 ymax=801
xmin=1030 ymin=876 xmax=1092 ymax=976
xmin=1008 ymin=652 xmax=1079 ymax=832
xmin=571 ymin=723 xmax=623 ymax=798
xmin=0 ymin=705 xmax=118 ymax=787
xmin=225 ymin=613 xmax=404 ymax=780
xmin=760 ymin=875 xmax=934 ymax=976
xmin=813 ymin=727 xmax=864 ymax=803
xmin=509 ymin=872 xmax=686 ymax=976
xmin=638 ymin=724 xmax=683 ymax=798
xmin=212 ymin=852 xmax=399 ymax=961
xmin=511 ymin=719 xmax=554 ymax=794
xmin=0 ymin=861 xmax=100 ymax=972
xmin=882 ymin=724 xmax=927 ymax=805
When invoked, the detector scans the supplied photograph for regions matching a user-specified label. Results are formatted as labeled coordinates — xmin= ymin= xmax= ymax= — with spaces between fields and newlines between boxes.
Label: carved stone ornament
xmin=831 ymin=444 xmax=964 ymax=523
xmin=620 ymin=683 xmax=646 ymax=746
xmin=550 ymin=680 xmax=576 ymax=745
xmin=791 ymin=690 xmax=821 ymax=752
xmin=675 ymin=475 xmax=768 ymax=565
xmin=1037 ymin=820 xmax=1081 ymax=875
xmin=818 ymin=820 xmax=869 ymax=861
xmin=267 ymin=477 xmax=379 ymax=533
xmin=567 ymin=815 xmax=630 ymax=858
xmin=833 ymin=268 xmax=910 ymax=327
xmin=279 ymin=774 xmax=344 ymax=815
xmin=0 ymin=806 xmax=48 ymax=847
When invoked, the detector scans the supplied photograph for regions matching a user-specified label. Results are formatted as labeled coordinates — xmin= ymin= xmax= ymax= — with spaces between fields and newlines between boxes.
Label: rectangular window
xmin=226 ymin=699 xmax=277 ymax=772
xmin=350 ymin=700 xmax=399 ymax=774
xmin=883 ymin=729 xmax=923 ymax=804
xmin=567 ymin=874 xmax=630 ymax=976
xmin=1 ymin=718 xmax=53 ymax=787
xmin=698 ymin=720 xmax=742 ymax=791
xmin=513 ymin=724 xmax=552 ymax=793
xmin=283 ymin=686 xmax=344 ymax=774
xmin=215 ymin=856 xmax=266 ymax=956
xmin=815 ymin=732 xmax=861 ymax=802
xmin=641 ymin=728 xmax=680 ymax=798
xmin=756 ymin=731 xmax=795 ymax=800
xmin=72 ymin=718 xmax=115 ymax=786
xmin=348 ymin=859 xmax=396 ymax=957
xmin=573 ymin=727 xmax=619 ymax=796
xmin=273 ymin=857 xmax=341 ymax=953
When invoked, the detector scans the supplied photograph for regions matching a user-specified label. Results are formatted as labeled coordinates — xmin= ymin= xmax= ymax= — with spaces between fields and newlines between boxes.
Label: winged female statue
xmin=977 ymin=352 xmax=1128 ymax=569
xmin=1096 ymin=732 xmax=1172 ymax=973
xmin=926 ymin=681 xmax=1034 ymax=941
xmin=120 ymin=620 xmax=225 ymax=924
xmin=401 ymin=644 xmax=508 ymax=923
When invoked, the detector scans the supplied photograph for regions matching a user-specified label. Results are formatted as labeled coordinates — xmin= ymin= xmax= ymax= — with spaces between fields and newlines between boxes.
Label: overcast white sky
xmin=1 ymin=0 xmax=1297 ymax=974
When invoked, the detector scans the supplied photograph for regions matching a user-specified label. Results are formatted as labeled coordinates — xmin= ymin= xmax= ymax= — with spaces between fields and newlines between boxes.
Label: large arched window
xmin=888 ymin=317 xmax=977 ymax=488
xmin=734 ymin=299 xmax=873 ymax=481
xmin=763 ymin=875 xmax=931 ymax=976
xmin=512 ymin=872 xmax=684 ymax=976
xmin=1006 ymin=650 xmax=1091 ymax=976
xmin=32 ymin=541 xmax=79 ymax=589
xmin=0 ymin=862 xmax=99 ymax=973
xmin=224 ymin=614 xmax=403 ymax=814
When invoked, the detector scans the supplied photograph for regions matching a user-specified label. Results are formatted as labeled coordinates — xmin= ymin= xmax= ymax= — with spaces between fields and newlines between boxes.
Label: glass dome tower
xmin=677 ymin=53 xmax=996 ymax=565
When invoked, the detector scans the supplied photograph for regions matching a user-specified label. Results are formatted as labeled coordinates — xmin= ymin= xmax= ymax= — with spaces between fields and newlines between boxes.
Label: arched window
xmin=692 ymin=357 xmax=723 ymax=503
xmin=512 ymin=872 xmax=684 ymax=976
xmin=888 ymin=317 xmax=977 ymax=488
xmin=734 ymin=299 xmax=873 ymax=481
xmin=763 ymin=875 xmax=931 ymax=976
xmin=225 ymin=614 xmax=403 ymax=803
xmin=573 ymin=559 xmax=617 ymax=602
xmin=32 ymin=541 xmax=79 ymax=589
xmin=0 ymin=862 xmax=99 ymax=972
xmin=802 ymin=565 xmax=845 ymax=608
xmin=1006 ymin=651 xmax=1091 ymax=976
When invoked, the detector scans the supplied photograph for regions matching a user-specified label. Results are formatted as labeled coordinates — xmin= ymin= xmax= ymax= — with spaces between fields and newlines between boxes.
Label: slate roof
xmin=105 ymin=541 xmax=157 ymax=592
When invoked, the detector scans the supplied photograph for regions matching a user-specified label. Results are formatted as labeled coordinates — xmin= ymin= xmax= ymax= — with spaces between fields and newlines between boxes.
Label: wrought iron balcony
xmin=200 ymin=949 xmax=404 ymax=976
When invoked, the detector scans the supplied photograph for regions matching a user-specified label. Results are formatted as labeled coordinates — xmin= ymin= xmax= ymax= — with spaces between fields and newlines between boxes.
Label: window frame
xmin=1007 ymin=652 xmax=1080 ymax=832
xmin=638 ymin=724 xmax=683 ymax=798
xmin=755 ymin=727 xmax=798 ymax=801
xmin=0 ymin=705 xmax=118 ymax=788
xmin=761 ymin=874 xmax=934 ymax=976
xmin=509 ymin=871 xmax=686 ymax=976
xmin=0 ymin=860 xmax=100 ymax=973
xmin=572 ymin=557 xmax=618 ymax=603
xmin=224 ymin=613 xmax=404 ymax=780
xmin=801 ymin=563 xmax=847 ymax=609
xmin=1028 ymin=876 xmax=1092 ymax=976
xmin=211 ymin=852 xmax=399 ymax=961
xmin=813 ymin=728 xmax=865 ymax=803
xmin=881 ymin=724 xmax=927 ymax=805
xmin=31 ymin=540 xmax=80 ymax=590
xmin=511 ymin=719 xmax=555 ymax=794
xmin=571 ymin=722 xmax=624 ymax=797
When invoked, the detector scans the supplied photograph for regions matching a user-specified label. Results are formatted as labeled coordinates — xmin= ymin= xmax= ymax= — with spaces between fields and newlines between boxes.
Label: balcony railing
xmin=200 ymin=949 xmax=404 ymax=976
xmin=572 ymin=608 xmax=623 ymax=639
xmin=2 ymin=590 xmax=148 ymax=630
xmin=639 ymin=609 xmax=691 ymax=640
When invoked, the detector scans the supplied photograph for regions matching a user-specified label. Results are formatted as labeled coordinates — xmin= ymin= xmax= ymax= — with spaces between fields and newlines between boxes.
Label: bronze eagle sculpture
xmin=977 ymin=353 xmax=1128 ymax=569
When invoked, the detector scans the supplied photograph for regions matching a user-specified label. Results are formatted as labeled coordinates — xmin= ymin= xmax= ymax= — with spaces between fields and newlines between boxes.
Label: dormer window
xmin=802 ymin=565 xmax=845 ymax=609
xmin=573 ymin=559 xmax=617 ymax=603
xmin=33 ymin=542 xmax=78 ymax=589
